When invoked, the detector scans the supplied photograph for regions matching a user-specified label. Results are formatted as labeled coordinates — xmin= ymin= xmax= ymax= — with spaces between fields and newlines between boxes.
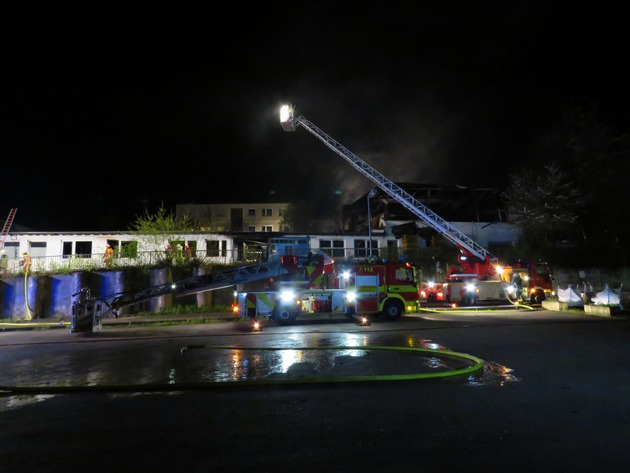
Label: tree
xmin=128 ymin=203 xmax=198 ymax=259
xmin=502 ymin=163 xmax=584 ymax=258
xmin=504 ymin=104 xmax=630 ymax=265
xmin=543 ymin=104 xmax=630 ymax=262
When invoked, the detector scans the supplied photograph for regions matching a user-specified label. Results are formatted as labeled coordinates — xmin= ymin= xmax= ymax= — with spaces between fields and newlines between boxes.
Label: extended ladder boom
xmin=104 ymin=260 xmax=291 ymax=315
xmin=280 ymin=106 xmax=496 ymax=267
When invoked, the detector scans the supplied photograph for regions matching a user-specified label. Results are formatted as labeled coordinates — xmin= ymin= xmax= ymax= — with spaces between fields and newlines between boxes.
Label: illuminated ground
xmin=1 ymin=310 xmax=629 ymax=472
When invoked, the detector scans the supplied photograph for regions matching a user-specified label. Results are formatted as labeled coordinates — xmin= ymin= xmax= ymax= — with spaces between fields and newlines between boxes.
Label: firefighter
xmin=0 ymin=250 xmax=8 ymax=276
xmin=104 ymin=245 xmax=114 ymax=268
xmin=511 ymin=273 xmax=523 ymax=300
xmin=21 ymin=252 xmax=32 ymax=273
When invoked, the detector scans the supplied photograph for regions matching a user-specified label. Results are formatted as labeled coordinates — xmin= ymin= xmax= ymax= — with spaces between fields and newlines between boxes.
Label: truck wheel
xmin=382 ymin=299 xmax=403 ymax=320
xmin=530 ymin=291 xmax=545 ymax=304
xmin=461 ymin=294 xmax=477 ymax=306
xmin=273 ymin=306 xmax=298 ymax=326
xmin=344 ymin=305 xmax=356 ymax=320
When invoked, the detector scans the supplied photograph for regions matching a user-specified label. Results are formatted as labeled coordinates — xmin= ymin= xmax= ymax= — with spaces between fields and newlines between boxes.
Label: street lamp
xmin=367 ymin=188 xmax=378 ymax=258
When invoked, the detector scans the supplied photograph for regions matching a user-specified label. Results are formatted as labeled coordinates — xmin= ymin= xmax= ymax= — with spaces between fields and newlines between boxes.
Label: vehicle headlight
xmin=280 ymin=290 xmax=296 ymax=302
xmin=346 ymin=291 xmax=357 ymax=303
xmin=465 ymin=283 xmax=476 ymax=292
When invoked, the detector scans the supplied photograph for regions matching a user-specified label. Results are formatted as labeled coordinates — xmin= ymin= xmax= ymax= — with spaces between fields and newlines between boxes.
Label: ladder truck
xmin=70 ymin=258 xmax=298 ymax=332
xmin=235 ymin=236 xmax=420 ymax=325
xmin=279 ymin=104 xmax=553 ymax=306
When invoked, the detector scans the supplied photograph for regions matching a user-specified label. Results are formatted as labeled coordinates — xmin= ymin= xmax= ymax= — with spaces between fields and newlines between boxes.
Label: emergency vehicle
xmin=497 ymin=259 xmax=554 ymax=304
xmin=235 ymin=237 xmax=419 ymax=325
xmin=279 ymin=104 xmax=554 ymax=307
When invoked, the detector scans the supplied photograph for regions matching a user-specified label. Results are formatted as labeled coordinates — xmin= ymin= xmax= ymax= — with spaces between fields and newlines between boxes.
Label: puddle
xmin=0 ymin=394 xmax=55 ymax=412
xmin=412 ymin=337 xmax=520 ymax=386
xmin=178 ymin=345 xmax=478 ymax=383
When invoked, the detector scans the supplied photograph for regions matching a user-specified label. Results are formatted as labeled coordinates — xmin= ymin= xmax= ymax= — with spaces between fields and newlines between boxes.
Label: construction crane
xmin=0 ymin=208 xmax=17 ymax=250
xmin=279 ymin=105 xmax=497 ymax=279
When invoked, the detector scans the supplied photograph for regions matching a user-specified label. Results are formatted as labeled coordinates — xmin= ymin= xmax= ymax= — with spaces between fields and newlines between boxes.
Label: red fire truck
xmin=236 ymin=251 xmax=419 ymax=325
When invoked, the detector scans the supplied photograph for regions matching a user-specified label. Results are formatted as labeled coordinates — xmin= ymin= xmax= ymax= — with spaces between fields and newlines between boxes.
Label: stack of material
xmin=557 ymin=286 xmax=584 ymax=307
xmin=591 ymin=284 xmax=622 ymax=308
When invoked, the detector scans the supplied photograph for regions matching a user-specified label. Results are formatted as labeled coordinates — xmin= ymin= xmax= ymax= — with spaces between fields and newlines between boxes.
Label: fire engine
xmin=279 ymin=104 xmax=554 ymax=307
xmin=497 ymin=259 xmax=553 ymax=304
xmin=235 ymin=237 xmax=419 ymax=325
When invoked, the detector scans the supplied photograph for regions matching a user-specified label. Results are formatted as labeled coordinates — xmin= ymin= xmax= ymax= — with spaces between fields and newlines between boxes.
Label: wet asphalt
xmin=1 ymin=309 xmax=629 ymax=473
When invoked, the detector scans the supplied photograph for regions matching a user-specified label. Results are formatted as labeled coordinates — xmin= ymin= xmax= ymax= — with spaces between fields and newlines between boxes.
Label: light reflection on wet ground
xmin=179 ymin=346 xmax=475 ymax=382
xmin=412 ymin=336 xmax=520 ymax=386
xmin=0 ymin=328 xmax=520 ymax=412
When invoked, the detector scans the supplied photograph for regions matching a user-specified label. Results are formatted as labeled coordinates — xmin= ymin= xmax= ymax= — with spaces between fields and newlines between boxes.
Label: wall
xmin=0 ymin=267 xmax=234 ymax=320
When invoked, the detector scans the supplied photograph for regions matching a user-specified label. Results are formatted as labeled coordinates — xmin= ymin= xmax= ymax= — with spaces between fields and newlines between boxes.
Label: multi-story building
xmin=175 ymin=202 xmax=290 ymax=233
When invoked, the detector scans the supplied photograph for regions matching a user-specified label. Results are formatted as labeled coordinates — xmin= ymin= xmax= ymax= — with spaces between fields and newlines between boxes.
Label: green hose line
xmin=417 ymin=303 xmax=536 ymax=314
xmin=23 ymin=270 xmax=32 ymax=320
xmin=0 ymin=345 xmax=484 ymax=395
xmin=0 ymin=321 xmax=70 ymax=328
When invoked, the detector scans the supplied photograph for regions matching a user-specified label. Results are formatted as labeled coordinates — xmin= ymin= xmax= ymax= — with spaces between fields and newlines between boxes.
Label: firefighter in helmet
xmin=21 ymin=252 xmax=32 ymax=273
xmin=104 ymin=245 xmax=114 ymax=268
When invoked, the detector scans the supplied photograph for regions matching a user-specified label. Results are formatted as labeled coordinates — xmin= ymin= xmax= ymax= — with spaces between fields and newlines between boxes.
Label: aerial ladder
xmin=0 ymin=208 xmax=17 ymax=250
xmin=279 ymin=105 xmax=498 ymax=279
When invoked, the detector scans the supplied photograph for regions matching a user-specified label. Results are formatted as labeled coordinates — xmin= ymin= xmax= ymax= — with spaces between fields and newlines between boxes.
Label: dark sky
xmin=3 ymin=2 xmax=629 ymax=231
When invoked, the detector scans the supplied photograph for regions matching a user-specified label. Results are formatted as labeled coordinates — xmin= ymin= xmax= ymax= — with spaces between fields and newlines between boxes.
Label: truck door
xmin=355 ymin=274 xmax=380 ymax=313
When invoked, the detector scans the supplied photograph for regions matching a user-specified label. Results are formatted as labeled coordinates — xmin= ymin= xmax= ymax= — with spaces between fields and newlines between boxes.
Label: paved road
xmin=1 ymin=310 xmax=629 ymax=473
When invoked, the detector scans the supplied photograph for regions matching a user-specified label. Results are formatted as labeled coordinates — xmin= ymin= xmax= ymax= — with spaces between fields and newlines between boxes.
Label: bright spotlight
xmin=279 ymin=289 xmax=296 ymax=303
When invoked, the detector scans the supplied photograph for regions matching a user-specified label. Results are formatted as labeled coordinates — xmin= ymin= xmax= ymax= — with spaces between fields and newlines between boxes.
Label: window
xmin=248 ymin=226 xmax=256 ymax=232
xmin=262 ymin=208 xmax=273 ymax=216
xmin=248 ymin=208 xmax=256 ymax=216
xmin=395 ymin=266 xmax=415 ymax=283
xmin=206 ymin=240 xmax=228 ymax=258
xmin=352 ymin=239 xmax=378 ymax=258
xmin=62 ymin=241 xmax=72 ymax=258
xmin=186 ymin=241 xmax=197 ymax=258
xmin=263 ymin=225 xmax=273 ymax=232
xmin=354 ymin=239 xmax=367 ymax=258
xmin=3 ymin=242 xmax=18 ymax=259
xmin=319 ymin=239 xmax=345 ymax=258
xmin=386 ymin=240 xmax=399 ymax=260
xmin=121 ymin=241 xmax=138 ymax=258
xmin=29 ymin=241 xmax=47 ymax=258
xmin=75 ymin=241 xmax=93 ymax=258
xmin=207 ymin=240 xmax=220 ymax=257
xmin=367 ymin=239 xmax=378 ymax=258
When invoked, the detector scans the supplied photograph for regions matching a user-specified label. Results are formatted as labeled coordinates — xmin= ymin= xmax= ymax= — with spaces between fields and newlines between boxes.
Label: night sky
xmin=3 ymin=2 xmax=629 ymax=231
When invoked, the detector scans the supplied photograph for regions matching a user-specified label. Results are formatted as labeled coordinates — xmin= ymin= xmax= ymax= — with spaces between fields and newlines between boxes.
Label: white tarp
xmin=557 ymin=286 xmax=584 ymax=307
xmin=591 ymin=284 xmax=622 ymax=306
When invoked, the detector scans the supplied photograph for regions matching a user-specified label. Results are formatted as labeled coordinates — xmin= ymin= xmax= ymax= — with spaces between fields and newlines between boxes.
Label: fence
xmin=0 ymin=245 xmax=428 ymax=278
xmin=0 ymin=250 xmax=244 ymax=277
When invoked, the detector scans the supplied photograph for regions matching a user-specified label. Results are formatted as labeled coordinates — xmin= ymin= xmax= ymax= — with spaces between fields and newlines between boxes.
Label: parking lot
xmin=1 ymin=309 xmax=629 ymax=473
